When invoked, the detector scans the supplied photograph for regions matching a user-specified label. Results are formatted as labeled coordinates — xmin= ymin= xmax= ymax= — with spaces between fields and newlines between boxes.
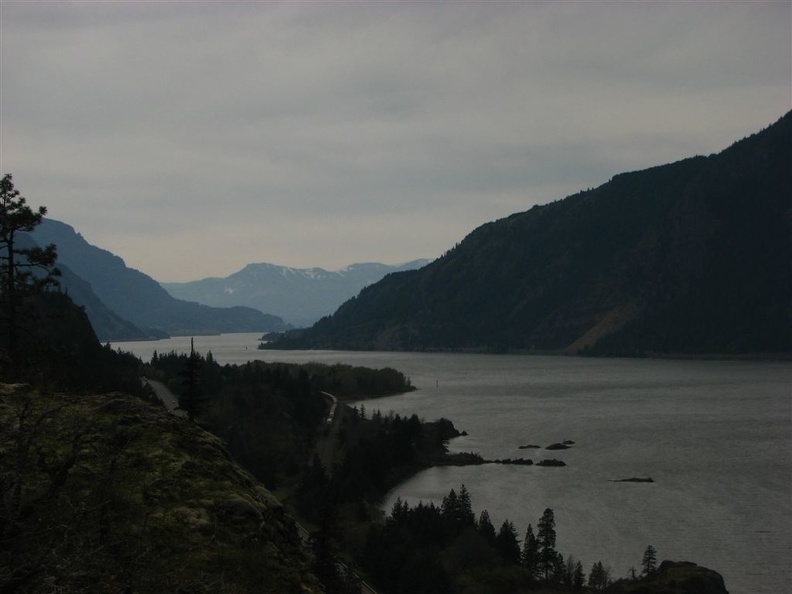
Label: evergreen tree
xmin=311 ymin=505 xmax=353 ymax=594
xmin=0 ymin=174 xmax=59 ymax=372
xmin=441 ymin=489 xmax=458 ymax=522
xmin=457 ymin=484 xmax=476 ymax=527
xmin=179 ymin=338 xmax=204 ymax=421
xmin=552 ymin=554 xmax=567 ymax=583
xmin=521 ymin=523 xmax=540 ymax=579
xmin=573 ymin=560 xmax=585 ymax=590
xmin=297 ymin=453 xmax=330 ymax=518
xmin=537 ymin=508 xmax=558 ymax=580
xmin=495 ymin=519 xmax=521 ymax=565
xmin=641 ymin=544 xmax=658 ymax=577
xmin=389 ymin=497 xmax=409 ymax=524
xmin=562 ymin=554 xmax=576 ymax=586
xmin=588 ymin=561 xmax=606 ymax=590
xmin=441 ymin=485 xmax=475 ymax=535
xmin=477 ymin=509 xmax=497 ymax=546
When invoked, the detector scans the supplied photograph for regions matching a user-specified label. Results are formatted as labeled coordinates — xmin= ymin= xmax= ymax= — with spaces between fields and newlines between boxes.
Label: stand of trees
xmin=362 ymin=492 xmax=675 ymax=594
xmin=0 ymin=174 xmax=60 ymax=375
xmin=363 ymin=491 xmax=613 ymax=593
xmin=145 ymin=351 xmax=417 ymax=489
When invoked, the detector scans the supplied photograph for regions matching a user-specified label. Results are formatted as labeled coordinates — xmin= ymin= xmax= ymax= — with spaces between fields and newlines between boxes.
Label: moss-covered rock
xmin=0 ymin=385 xmax=323 ymax=593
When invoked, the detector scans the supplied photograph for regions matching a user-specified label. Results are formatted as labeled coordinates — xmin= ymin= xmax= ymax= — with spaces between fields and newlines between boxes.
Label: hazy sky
xmin=2 ymin=1 xmax=790 ymax=282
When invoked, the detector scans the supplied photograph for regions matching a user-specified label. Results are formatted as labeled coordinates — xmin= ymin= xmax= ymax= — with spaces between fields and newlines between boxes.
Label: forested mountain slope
xmin=14 ymin=232 xmax=151 ymax=341
xmin=274 ymin=112 xmax=792 ymax=355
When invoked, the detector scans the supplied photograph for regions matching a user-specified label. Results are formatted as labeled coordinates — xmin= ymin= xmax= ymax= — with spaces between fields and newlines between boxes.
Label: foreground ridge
xmin=0 ymin=385 xmax=322 ymax=593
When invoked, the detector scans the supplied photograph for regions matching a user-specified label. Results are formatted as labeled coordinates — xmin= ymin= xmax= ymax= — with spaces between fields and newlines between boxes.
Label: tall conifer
xmin=0 ymin=174 xmax=59 ymax=371
xmin=537 ymin=508 xmax=558 ymax=580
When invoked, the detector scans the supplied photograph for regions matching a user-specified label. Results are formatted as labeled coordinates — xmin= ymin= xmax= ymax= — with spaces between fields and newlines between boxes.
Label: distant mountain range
xmin=27 ymin=220 xmax=288 ymax=341
xmin=271 ymin=112 xmax=792 ymax=355
xmin=161 ymin=260 xmax=431 ymax=327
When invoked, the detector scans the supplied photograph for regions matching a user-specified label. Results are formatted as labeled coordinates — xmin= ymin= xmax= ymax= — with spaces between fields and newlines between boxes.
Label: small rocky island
xmin=439 ymin=437 xmax=576 ymax=468
xmin=520 ymin=439 xmax=575 ymax=450
xmin=536 ymin=458 xmax=567 ymax=467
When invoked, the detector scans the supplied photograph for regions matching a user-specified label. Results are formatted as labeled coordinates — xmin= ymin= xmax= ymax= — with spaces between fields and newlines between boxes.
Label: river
xmin=115 ymin=333 xmax=791 ymax=594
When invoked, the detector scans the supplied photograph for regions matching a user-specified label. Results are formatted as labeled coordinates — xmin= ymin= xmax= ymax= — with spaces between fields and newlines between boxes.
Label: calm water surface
xmin=116 ymin=333 xmax=792 ymax=594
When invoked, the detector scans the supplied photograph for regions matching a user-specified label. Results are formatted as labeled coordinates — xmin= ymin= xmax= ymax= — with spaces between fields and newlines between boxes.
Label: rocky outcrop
xmin=0 ymin=386 xmax=323 ymax=593
xmin=536 ymin=458 xmax=567 ymax=467
xmin=612 ymin=560 xmax=729 ymax=594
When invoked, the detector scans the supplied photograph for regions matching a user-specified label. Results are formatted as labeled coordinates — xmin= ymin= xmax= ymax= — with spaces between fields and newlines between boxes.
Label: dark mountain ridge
xmin=28 ymin=220 xmax=289 ymax=339
xmin=273 ymin=112 xmax=792 ymax=355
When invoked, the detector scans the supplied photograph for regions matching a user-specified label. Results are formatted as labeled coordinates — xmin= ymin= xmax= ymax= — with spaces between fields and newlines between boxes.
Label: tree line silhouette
xmin=365 ymin=485 xmax=661 ymax=593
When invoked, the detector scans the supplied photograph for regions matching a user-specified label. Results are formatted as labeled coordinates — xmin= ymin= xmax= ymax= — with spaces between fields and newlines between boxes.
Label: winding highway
xmin=142 ymin=377 xmax=186 ymax=417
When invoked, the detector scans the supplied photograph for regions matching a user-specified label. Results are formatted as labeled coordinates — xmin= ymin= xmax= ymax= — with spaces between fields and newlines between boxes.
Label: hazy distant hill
xmin=162 ymin=260 xmax=430 ymax=327
xmin=15 ymin=232 xmax=152 ymax=342
xmin=29 ymin=220 xmax=289 ymax=338
xmin=55 ymin=263 xmax=158 ymax=341
xmin=272 ymin=112 xmax=792 ymax=355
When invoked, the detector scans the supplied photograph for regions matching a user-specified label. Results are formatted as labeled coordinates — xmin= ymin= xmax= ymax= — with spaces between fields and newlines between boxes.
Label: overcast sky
xmin=2 ymin=1 xmax=790 ymax=282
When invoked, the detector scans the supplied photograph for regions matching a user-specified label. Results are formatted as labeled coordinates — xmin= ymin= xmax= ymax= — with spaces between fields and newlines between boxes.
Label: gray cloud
xmin=2 ymin=1 xmax=789 ymax=281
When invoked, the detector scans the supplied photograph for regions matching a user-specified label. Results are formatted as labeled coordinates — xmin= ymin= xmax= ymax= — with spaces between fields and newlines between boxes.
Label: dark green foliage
xmin=521 ymin=523 xmax=540 ymax=579
xmin=273 ymin=112 xmax=792 ymax=355
xmin=537 ymin=507 xmax=559 ymax=580
xmin=179 ymin=339 xmax=205 ymax=421
xmin=365 ymin=493 xmax=638 ymax=593
xmin=477 ymin=509 xmax=497 ymax=546
xmin=364 ymin=500 xmax=452 ymax=593
xmin=573 ymin=560 xmax=585 ymax=589
xmin=642 ymin=544 xmax=658 ymax=576
xmin=310 ymin=506 xmax=360 ymax=594
xmin=147 ymin=354 xmax=323 ymax=487
xmin=331 ymin=411 xmax=425 ymax=500
xmin=364 ymin=486 xmax=525 ymax=593
xmin=588 ymin=561 xmax=609 ymax=590
xmin=145 ymin=353 xmax=415 ymax=491
xmin=296 ymin=454 xmax=331 ymax=516
xmin=0 ymin=174 xmax=60 ymax=372
xmin=442 ymin=485 xmax=477 ymax=534
xmin=553 ymin=554 xmax=567 ymax=584
xmin=495 ymin=520 xmax=521 ymax=565
xmin=0 ymin=290 xmax=142 ymax=394
xmin=301 ymin=362 xmax=415 ymax=398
